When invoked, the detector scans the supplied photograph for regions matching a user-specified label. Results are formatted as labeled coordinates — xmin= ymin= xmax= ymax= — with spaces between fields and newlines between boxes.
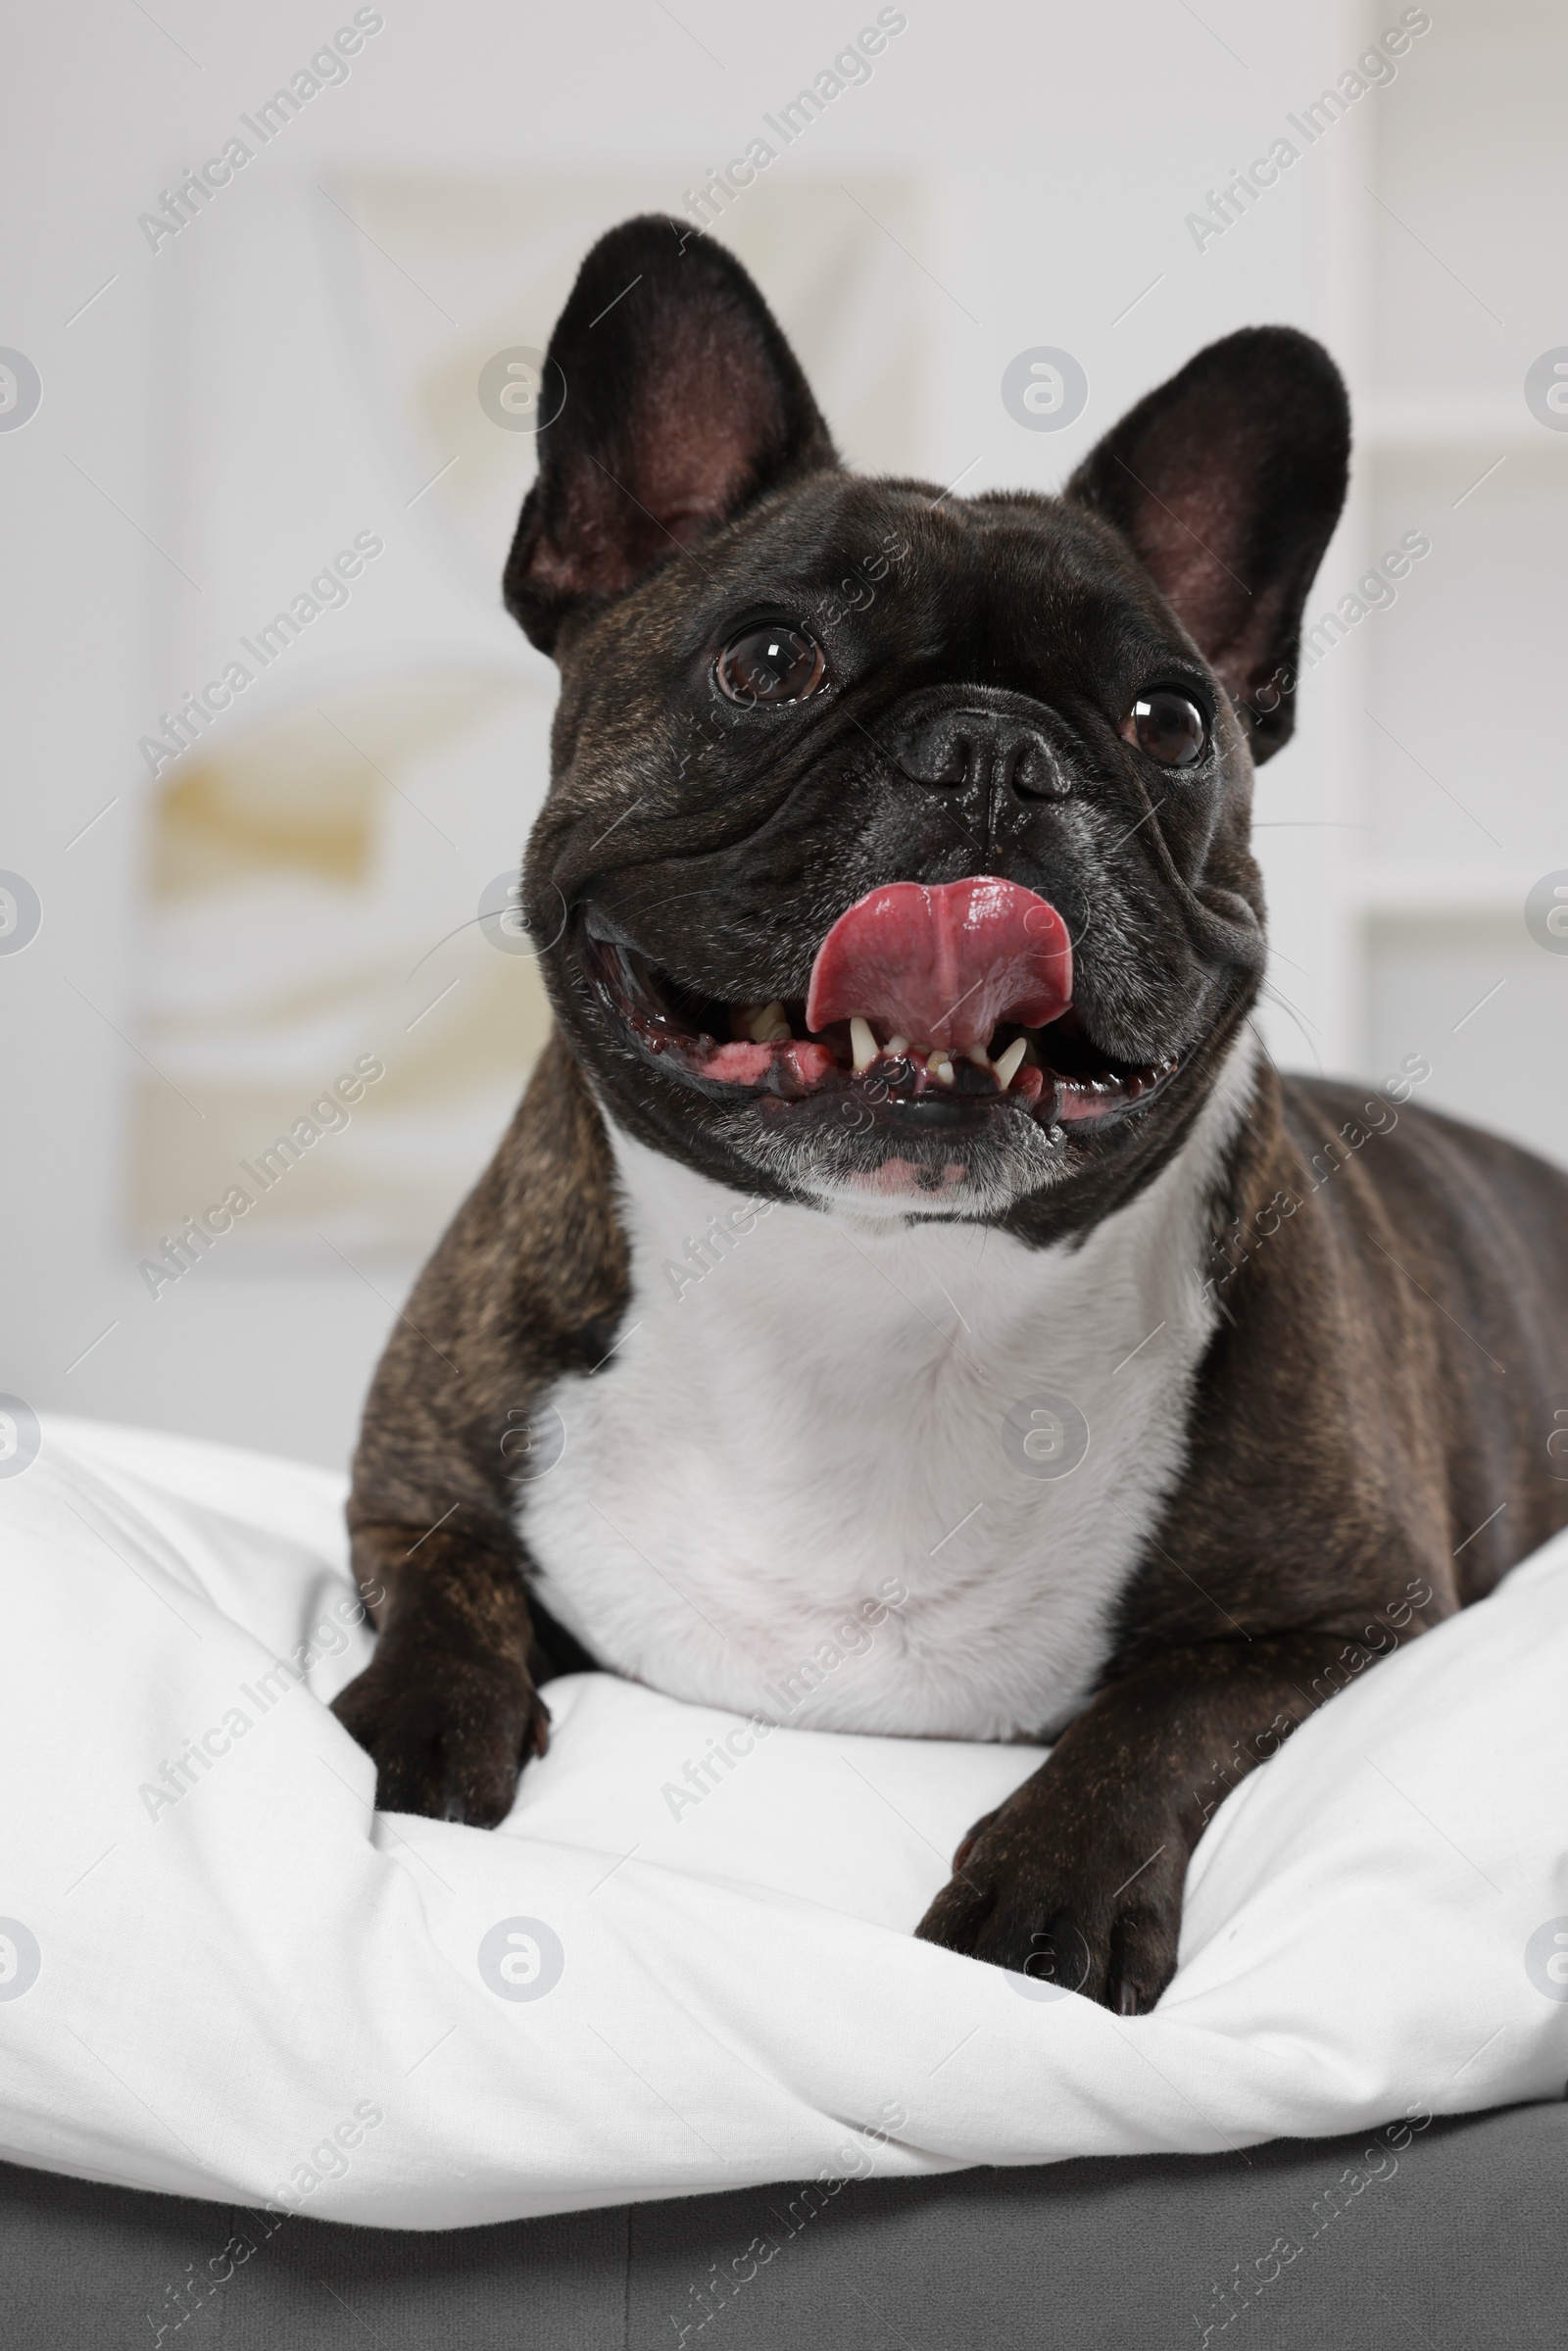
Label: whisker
xmin=1252 ymin=984 xmax=1324 ymax=1080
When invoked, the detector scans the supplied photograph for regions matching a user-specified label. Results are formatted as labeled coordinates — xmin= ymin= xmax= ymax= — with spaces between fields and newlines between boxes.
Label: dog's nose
xmin=892 ymin=708 xmax=1068 ymax=802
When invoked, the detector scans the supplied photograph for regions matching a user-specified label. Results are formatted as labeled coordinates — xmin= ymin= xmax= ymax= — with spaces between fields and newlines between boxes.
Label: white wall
xmin=2 ymin=0 xmax=1558 ymax=1471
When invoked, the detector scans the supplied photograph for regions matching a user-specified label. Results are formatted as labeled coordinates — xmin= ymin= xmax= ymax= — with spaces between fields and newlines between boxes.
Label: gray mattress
xmin=2 ymin=2101 xmax=1563 ymax=2348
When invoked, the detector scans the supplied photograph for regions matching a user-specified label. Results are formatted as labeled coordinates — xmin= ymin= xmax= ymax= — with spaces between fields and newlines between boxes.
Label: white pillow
xmin=0 ymin=1415 xmax=1562 ymax=2228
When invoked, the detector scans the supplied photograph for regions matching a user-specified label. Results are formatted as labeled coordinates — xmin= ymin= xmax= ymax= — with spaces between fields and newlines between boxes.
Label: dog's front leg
xmin=328 ymin=1039 xmax=628 ymax=1826
xmin=915 ymin=1628 xmax=1404 ymax=2012
xmin=331 ymin=1513 xmax=550 ymax=1826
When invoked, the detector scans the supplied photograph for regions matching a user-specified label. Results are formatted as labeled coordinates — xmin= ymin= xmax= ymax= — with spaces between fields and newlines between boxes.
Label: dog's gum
xmin=702 ymin=1038 xmax=836 ymax=1088
xmin=1053 ymin=1060 xmax=1174 ymax=1121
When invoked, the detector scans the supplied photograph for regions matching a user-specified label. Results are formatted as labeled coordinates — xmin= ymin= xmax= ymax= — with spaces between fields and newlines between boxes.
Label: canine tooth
xmin=927 ymin=1050 xmax=956 ymax=1085
xmin=746 ymin=1000 xmax=790 ymax=1044
xmin=992 ymin=1037 xmax=1028 ymax=1090
xmin=850 ymin=1015 xmax=879 ymax=1074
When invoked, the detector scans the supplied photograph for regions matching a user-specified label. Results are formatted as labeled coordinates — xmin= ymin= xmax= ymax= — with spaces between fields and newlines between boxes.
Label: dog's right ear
xmin=503 ymin=217 xmax=837 ymax=655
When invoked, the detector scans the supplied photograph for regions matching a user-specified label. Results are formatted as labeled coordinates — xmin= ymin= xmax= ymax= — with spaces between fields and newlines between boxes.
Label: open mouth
xmin=581 ymin=878 xmax=1178 ymax=1131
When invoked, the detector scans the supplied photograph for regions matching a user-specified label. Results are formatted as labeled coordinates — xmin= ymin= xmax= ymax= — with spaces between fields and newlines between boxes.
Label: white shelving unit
xmin=1304 ymin=0 xmax=1568 ymax=1163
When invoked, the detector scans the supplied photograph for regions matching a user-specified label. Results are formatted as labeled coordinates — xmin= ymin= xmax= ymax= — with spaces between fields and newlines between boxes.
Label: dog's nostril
xmin=1006 ymin=739 xmax=1068 ymax=801
xmin=942 ymin=734 xmax=973 ymax=786
xmin=897 ymin=726 xmax=973 ymax=789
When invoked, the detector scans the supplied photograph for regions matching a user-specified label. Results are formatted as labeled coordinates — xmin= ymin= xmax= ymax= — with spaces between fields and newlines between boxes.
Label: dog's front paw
xmin=914 ymin=1782 xmax=1186 ymax=2014
xmin=330 ymin=1648 xmax=549 ymax=1828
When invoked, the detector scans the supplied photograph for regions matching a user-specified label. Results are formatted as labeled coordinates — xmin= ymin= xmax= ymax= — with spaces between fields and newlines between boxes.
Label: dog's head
xmin=506 ymin=217 xmax=1348 ymax=1234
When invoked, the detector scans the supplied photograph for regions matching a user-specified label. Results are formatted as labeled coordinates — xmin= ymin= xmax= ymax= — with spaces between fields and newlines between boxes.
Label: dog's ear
xmin=504 ymin=217 xmax=837 ymax=655
xmin=1067 ymin=327 xmax=1349 ymax=761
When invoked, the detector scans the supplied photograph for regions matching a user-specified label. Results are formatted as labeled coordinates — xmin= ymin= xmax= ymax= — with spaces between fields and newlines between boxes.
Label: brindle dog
xmin=331 ymin=216 xmax=1568 ymax=2014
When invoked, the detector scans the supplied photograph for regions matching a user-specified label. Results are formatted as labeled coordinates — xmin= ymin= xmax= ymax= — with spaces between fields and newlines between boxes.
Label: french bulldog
xmin=332 ymin=215 xmax=1568 ymax=2013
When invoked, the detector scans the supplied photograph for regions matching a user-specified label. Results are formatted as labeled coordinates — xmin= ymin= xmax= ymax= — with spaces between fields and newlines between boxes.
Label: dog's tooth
xmin=745 ymin=1000 xmax=790 ymax=1044
xmin=927 ymin=1050 xmax=956 ymax=1085
xmin=850 ymin=1015 xmax=878 ymax=1074
xmin=885 ymin=1034 xmax=909 ymax=1058
xmin=992 ymin=1037 xmax=1028 ymax=1090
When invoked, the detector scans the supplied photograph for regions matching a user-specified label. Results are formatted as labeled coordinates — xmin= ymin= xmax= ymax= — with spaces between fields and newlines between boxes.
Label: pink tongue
xmin=806 ymin=877 xmax=1073 ymax=1057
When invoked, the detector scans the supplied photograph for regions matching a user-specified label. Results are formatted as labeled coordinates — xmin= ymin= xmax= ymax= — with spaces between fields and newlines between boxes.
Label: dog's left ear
xmin=504 ymin=216 xmax=837 ymax=655
xmin=1067 ymin=327 xmax=1349 ymax=761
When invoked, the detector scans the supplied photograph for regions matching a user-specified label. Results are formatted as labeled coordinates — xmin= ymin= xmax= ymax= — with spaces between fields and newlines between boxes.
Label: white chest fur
xmin=521 ymin=1036 xmax=1254 ymax=1741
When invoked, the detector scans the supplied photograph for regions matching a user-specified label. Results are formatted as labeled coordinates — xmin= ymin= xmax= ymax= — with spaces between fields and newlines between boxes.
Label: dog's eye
xmin=1120 ymin=688 xmax=1207 ymax=767
xmin=715 ymin=623 xmax=826 ymax=707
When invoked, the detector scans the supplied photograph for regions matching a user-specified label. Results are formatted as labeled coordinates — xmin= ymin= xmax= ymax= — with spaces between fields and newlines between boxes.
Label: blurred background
xmin=2 ymin=0 xmax=1564 ymax=1469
